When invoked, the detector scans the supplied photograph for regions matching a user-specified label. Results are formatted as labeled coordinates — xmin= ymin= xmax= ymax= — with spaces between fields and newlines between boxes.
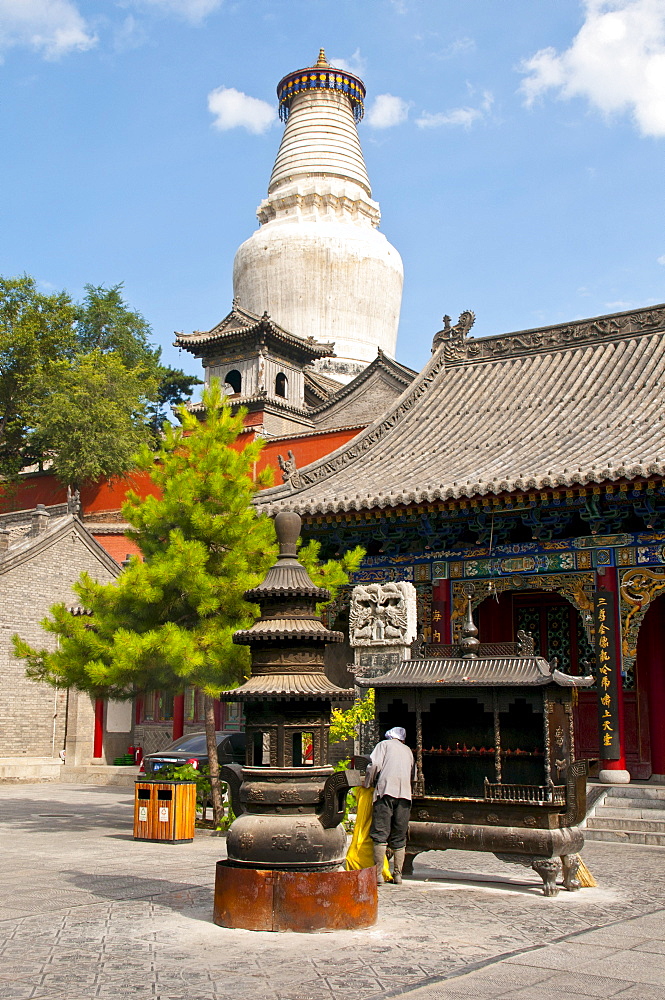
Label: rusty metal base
xmin=213 ymin=861 xmax=378 ymax=932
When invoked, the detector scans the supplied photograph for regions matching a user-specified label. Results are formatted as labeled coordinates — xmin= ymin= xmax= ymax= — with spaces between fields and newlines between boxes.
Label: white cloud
xmin=330 ymin=48 xmax=365 ymax=76
xmin=658 ymin=255 xmax=665 ymax=265
xmin=0 ymin=0 xmax=96 ymax=59
xmin=207 ymin=86 xmax=276 ymax=135
xmin=607 ymin=296 xmax=659 ymax=309
xmin=132 ymin=0 xmax=223 ymax=21
xmin=417 ymin=107 xmax=481 ymax=129
xmin=366 ymin=93 xmax=409 ymax=129
xmin=113 ymin=15 xmax=147 ymax=52
xmin=416 ymin=90 xmax=493 ymax=129
xmin=520 ymin=0 xmax=665 ymax=138
xmin=437 ymin=37 xmax=476 ymax=59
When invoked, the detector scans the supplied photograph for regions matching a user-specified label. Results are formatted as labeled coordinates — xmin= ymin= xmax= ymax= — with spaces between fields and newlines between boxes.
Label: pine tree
xmin=15 ymin=382 xmax=275 ymax=821
xmin=14 ymin=380 xmax=364 ymax=824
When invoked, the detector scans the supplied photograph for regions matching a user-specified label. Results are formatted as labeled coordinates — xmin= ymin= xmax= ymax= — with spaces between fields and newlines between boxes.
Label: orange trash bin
xmin=133 ymin=779 xmax=197 ymax=843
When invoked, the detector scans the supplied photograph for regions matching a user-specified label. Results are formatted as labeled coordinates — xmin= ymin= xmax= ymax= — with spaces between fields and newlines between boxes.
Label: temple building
xmin=259 ymin=306 xmax=665 ymax=786
xmin=0 ymin=502 xmax=122 ymax=777
xmin=174 ymin=50 xmax=415 ymax=469
xmin=4 ymin=51 xmax=665 ymax=793
xmin=175 ymin=303 xmax=414 ymax=440
xmin=0 ymin=51 xmax=414 ymax=768
xmin=231 ymin=49 xmax=404 ymax=382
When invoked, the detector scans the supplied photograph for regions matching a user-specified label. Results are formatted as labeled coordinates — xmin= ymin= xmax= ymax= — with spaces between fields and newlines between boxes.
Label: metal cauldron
xmin=222 ymin=763 xmax=359 ymax=871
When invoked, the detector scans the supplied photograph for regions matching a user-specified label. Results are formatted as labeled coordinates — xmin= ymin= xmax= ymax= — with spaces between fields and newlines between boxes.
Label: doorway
xmin=476 ymin=588 xmax=652 ymax=778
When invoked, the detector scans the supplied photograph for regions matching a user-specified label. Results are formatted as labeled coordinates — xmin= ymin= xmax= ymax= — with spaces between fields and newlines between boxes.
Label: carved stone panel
xmin=349 ymin=581 xmax=417 ymax=646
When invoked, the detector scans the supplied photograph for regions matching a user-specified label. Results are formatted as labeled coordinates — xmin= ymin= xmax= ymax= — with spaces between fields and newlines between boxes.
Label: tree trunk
xmin=204 ymin=694 xmax=224 ymax=827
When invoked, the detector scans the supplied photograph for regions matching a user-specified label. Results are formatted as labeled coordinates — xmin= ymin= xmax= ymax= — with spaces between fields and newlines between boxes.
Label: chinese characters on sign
xmin=593 ymin=592 xmax=621 ymax=760
xmin=431 ymin=600 xmax=447 ymax=645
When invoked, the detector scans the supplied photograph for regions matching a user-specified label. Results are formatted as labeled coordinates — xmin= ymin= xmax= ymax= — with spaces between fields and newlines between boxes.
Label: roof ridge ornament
xmin=277 ymin=449 xmax=300 ymax=487
xmin=432 ymin=310 xmax=476 ymax=354
xmin=440 ymin=303 xmax=665 ymax=364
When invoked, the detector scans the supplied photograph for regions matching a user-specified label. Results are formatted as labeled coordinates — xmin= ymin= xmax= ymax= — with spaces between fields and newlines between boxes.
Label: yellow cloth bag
xmin=345 ymin=785 xmax=392 ymax=880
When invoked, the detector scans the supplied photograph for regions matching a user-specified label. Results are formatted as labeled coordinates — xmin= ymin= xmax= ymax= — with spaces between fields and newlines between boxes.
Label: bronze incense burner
xmin=356 ymin=597 xmax=593 ymax=896
xmin=213 ymin=511 xmax=376 ymax=930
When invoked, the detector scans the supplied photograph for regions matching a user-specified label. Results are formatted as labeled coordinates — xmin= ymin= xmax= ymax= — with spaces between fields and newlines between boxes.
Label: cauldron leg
xmin=561 ymin=853 xmax=581 ymax=891
xmin=403 ymin=852 xmax=419 ymax=876
xmin=532 ymin=857 xmax=561 ymax=897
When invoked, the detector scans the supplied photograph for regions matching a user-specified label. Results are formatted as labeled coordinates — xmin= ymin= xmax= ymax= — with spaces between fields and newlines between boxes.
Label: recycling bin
xmin=133 ymin=779 xmax=197 ymax=843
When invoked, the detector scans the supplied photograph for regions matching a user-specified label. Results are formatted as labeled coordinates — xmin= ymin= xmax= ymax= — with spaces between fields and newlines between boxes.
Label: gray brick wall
xmin=0 ymin=519 xmax=118 ymax=758
xmin=134 ymin=724 xmax=204 ymax=756
xmin=134 ymin=725 xmax=174 ymax=756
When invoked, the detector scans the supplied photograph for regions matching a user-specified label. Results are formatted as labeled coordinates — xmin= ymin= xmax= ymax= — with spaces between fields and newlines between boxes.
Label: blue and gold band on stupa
xmin=277 ymin=49 xmax=366 ymax=123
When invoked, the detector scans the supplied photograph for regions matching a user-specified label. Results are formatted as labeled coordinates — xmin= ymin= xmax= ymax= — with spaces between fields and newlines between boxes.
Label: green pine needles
xmin=14 ymin=381 xmax=277 ymax=698
xmin=14 ymin=380 xmax=365 ymax=703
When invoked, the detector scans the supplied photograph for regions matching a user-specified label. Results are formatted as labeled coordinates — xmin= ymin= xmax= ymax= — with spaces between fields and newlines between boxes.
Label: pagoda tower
xmin=233 ymin=50 xmax=404 ymax=381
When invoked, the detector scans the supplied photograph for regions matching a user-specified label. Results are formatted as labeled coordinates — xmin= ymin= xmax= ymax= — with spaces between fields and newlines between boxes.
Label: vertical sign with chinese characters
xmin=430 ymin=600 xmax=446 ymax=645
xmin=594 ymin=591 xmax=621 ymax=760
xmin=431 ymin=579 xmax=451 ymax=644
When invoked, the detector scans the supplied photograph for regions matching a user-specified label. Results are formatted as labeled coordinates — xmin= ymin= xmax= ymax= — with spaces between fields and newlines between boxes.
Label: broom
xmin=577 ymin=857 xmax=597 ymax=887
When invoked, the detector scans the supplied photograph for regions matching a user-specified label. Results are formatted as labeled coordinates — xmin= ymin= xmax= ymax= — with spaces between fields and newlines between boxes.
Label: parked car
xmin=140 ymin=731 xmax=246 ymax=775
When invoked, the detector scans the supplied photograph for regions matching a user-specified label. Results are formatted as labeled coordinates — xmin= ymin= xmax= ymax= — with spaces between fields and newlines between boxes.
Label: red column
xmin=638 ymin=599 xmax=665 ymax=776
xmin=93 ymin=698 xmax=104 ymax=759
xmin=597 ymin=568 xmax=629 ymax=781
xmin=172 ymin=694 xmax=185 ymax=740
xmin=432 ymin=579 xmax=451 ymax=643
xmin=213 ymin=699 xmax=222 ymax=730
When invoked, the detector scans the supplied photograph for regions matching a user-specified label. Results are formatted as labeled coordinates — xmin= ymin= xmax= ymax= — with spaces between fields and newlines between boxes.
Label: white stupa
xmin=233 ymin=50 xmax=404 ymax=381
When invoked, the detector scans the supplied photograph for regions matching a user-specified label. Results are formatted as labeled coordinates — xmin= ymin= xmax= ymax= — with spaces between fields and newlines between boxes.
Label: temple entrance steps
xmin=584 ymin=784 xmax=665 ymax=845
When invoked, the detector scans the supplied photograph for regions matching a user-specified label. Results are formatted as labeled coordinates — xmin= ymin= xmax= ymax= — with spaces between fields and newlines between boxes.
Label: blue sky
xmin=1 ymin=0 xmax=664 ymax=380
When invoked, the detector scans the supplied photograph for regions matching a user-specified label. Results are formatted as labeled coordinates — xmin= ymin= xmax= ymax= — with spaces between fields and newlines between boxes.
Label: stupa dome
xmin=233 ymin=50 xmax=403 ymax=382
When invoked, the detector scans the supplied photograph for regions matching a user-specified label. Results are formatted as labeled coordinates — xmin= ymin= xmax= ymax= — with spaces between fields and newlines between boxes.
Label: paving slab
xmin=0 ymin=783 xmax=664 ymax=999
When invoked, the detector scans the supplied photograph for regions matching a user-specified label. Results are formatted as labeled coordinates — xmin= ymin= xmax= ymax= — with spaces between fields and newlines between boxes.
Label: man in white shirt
xmin=364 ymin=727 xmax=415 ymax=884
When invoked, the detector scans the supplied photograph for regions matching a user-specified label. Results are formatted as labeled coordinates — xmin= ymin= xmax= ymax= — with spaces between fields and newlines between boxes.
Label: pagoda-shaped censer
xmin=213 ymin=511 xmax=377 ymax=932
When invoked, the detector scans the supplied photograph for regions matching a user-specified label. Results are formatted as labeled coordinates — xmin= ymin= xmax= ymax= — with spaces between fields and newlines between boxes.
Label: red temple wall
xmin=0 ymin=424 xmax=363 ymax=562
xmin=0 ymin=470 xmax=159 ymax=515
xmin=255 ymin=427 xmax=361 ymax=483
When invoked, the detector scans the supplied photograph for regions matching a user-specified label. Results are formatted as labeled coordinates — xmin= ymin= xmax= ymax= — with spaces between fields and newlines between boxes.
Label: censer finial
xmin=459 ymin=594 xmax=480 ymax=659
xmin=274 ymin=510 xmax=301 ymax=559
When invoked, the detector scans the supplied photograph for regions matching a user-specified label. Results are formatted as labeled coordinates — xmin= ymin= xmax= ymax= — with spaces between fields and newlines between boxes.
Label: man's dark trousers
xmin=370 ymin=794 xmax=411 ymax=850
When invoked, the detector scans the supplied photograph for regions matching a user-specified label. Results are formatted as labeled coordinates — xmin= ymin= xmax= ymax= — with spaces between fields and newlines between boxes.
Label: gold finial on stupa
xmin=316 ymin=48 xmax=329 ymax=67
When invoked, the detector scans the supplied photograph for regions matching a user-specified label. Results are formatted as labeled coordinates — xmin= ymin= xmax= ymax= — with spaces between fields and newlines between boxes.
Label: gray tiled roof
xmin=355 ymin=657 xmax=595 ymax=688
xmin=0 ymin=513 xmax=121 ymax=578
xmin=219 ymin=671 xmax=354 ymax=701
xmin=233 ymin=618 xmax=340 ymax=641
xmin=257 ymin=303 xmax=665 ymax=513
xmin=243 ymin=559 xmax=329 ymax=601
xmin=303 ymin=367 xmax=345 ymax=402
xmin=175 ymin=303 xmax=334 ymax=359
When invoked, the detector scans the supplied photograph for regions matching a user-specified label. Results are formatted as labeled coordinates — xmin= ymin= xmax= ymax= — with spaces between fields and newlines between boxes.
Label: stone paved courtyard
xmin=0 ymin=783 xmax=664 ymax=1000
